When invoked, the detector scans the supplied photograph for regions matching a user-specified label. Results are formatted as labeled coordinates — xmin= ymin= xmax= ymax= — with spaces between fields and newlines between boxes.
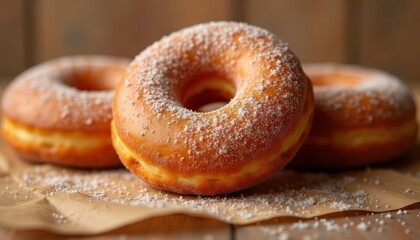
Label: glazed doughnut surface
xmin=2 ymin=55 xmax=129 ymax=168
xmin=112 ymin=22 xmax=314 ymax=195
xmin=293 ymin=63 xmax=418 ymax=168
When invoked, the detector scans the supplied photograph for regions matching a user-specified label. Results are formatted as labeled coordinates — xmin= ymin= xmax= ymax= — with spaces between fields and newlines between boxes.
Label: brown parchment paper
xmin=0 ymin=137 xmax=419 ymax=235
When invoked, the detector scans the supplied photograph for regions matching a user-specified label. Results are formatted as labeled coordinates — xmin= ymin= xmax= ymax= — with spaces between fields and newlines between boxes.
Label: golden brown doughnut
xmin=293 ymin=63 xmax=418 ymax=168
xmin=1 ymin=55 xmax=130 ymax=168
xmin=112 ymin=22 xmax=314 ymax=195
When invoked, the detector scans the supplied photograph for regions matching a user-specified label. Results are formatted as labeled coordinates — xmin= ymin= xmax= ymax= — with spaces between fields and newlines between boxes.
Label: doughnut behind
xmin=1 ymin=55 xmax=130 ymax=168
xmin=292 ymin=63 xmax=418 ymax=168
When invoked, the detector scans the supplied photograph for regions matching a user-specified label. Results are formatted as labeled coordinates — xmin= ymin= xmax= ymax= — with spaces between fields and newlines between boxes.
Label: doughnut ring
xmin=293 ymin=63 xmax=418 ymax=168
xmin=1 ymin=55 xmax=129 ymax=168
xmin=112 ymin=22 xmax=314 ymax=195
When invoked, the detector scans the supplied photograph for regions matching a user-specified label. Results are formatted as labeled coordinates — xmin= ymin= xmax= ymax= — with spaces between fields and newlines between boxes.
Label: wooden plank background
xmin=0 ymin=0 xmax=25 ymax=77
xmin=0 ymin=0 xmax=419 ymax=82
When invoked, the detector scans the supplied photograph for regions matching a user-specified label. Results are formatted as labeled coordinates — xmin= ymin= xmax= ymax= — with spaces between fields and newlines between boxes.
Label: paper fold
xmin=1 ymin=138 xmax=419 ymax=235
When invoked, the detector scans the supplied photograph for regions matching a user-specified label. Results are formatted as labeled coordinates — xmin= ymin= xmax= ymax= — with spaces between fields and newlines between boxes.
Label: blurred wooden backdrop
xmin=0 ymin=0 xmax=419 ymax=82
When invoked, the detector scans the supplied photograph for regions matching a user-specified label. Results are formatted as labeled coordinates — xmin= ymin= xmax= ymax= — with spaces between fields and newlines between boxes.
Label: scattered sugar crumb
xmin=357 ymin=222 xmax=369 ymax=231
xmin=279 ymin=233 xmax=291 ymax=240
xmin=291 ymin=221 xmax=310 ymax=230
xmin=12 ymin=166 xmax=377 ymax=223
xmin=203 ymin=234 xmax=214 ymax=240
xmin=51 ymin=212 xmax=67 ymax=223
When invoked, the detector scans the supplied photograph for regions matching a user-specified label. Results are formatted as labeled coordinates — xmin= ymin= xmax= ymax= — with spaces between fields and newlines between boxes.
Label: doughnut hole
xmin=64 ymin=67 xmax=125 ymax=91
xmin=181 ymin=74 xmax=236 ymax=112
xmin=310 ymin=73 xmax=362 ymax=88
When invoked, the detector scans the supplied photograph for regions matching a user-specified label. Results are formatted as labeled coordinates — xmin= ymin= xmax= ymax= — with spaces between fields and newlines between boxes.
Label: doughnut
xmin=1 ymin=55 xmax=130 ymax=168
xmin=112 ymin=22 xmax=314 ymax=195
xmin=292 ymin=63 xmax=418 ymax=168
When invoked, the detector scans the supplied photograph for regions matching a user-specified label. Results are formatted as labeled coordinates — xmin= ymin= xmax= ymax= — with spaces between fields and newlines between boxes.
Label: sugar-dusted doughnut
xmin=112 ymin=22 xmax=314 ymax=195
xmin=293 ymin=63 xmax=418 ymax=168
xmin=2 ymin=55 xmax=129 ymax=168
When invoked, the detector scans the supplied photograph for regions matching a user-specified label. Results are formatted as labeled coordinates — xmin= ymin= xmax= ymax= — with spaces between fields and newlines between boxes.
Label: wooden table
xmin=0 ymin=78 xmax=419 ymax=240
xmin=1 ymin=205 xmax=420 ymax=239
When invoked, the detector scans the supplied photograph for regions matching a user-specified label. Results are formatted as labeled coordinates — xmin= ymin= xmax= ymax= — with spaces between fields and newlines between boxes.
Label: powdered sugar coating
xmin=114 ymin=22 xmax=311 ymax=176
xmin=2 ymin=55 xmax=129 ymax=132
xmin=113 ymin=22 xmax=314 ymax=194
xmin=304 ymin=63 xmax=417 ymax=126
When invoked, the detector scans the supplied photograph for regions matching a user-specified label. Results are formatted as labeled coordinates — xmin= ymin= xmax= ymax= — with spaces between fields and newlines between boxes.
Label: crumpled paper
xmin=0 ymin=134 xmax=419 ymax=235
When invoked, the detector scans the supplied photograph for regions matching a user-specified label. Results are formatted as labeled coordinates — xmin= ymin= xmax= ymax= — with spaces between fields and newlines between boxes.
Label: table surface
xmin=0 ymin=77 xmax=419 ymax=240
